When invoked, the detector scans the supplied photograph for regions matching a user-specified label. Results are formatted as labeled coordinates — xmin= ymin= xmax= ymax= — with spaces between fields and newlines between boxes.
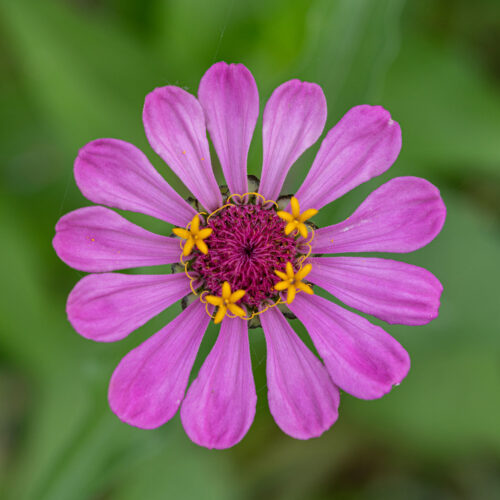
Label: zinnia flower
xmin=53 ymin=62 xmax=446 ymax=449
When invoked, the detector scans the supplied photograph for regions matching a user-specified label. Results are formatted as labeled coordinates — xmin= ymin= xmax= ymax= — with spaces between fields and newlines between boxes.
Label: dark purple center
xmin=191 ymin=204 xmax=298 ymax=309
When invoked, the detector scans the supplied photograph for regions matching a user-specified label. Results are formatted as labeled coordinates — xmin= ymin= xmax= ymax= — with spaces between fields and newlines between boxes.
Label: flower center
xmin=191 ymin=203 xmax=299 ymax=309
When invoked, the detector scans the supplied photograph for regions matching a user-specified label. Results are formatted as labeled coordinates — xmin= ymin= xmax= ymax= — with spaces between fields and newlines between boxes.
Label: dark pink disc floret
xmin=191 ymin=204 xmax=298 ymax=309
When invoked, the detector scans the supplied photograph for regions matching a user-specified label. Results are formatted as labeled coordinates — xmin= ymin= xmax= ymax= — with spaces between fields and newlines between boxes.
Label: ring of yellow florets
xmin=173 ymin=193 xmax=317 ymax=323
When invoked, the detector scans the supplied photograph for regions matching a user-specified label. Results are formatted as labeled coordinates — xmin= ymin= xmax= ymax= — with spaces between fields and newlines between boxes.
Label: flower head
xmin=53 ymin=62 xmax=446 ymax=449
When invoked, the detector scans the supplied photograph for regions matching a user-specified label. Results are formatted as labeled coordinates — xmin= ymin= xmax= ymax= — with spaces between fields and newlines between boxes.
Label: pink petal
xmin=67 ymin=272 xmax=192 ymax=342
xmin=53 ymin=206 xmax=179 ymax=272
xmin=308 ymin=257 xmax=443 ymax=326
xmin=108 ymin=301 xmax=210 ymax=429
xmin=143 ymin=86 xmax=222 ymax=212
xmin=261 ymin=308 xmax=339 ymax=439
xmin=74 ymin=138 xmax=196 ymax=226
xmin=180 ymin=318 xmax=256 ymax=449
xmin=198 ymin=62 xmax=259 ymax=195
xmin=289 ymin=294 xmax=410 ymax=400
xmin=312 ymin=176 xmax=446 ymax=254
xmin=295 ymin=105 xmax=402 ymax=210
xmin=258 ymin=80 xmax=327 ymax=201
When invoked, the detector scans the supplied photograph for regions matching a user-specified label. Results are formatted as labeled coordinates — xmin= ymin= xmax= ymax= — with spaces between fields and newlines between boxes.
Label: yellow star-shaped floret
xmin=274 ymin=262 xmax=314 ymax=304
xmin=205 ymin=282 xmax=247 ymax=324
xmin=173 ymin=215 xmax=213 ymax=256
xmin=277 ymin=196 xmax=318 ymax=238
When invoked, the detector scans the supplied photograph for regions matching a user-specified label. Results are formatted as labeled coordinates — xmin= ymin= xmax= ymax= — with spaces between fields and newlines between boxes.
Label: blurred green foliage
xmin=1 ymin=0 xmax=499 ymax=499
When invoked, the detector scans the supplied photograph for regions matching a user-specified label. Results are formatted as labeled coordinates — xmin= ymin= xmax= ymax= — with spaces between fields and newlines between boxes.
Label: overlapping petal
xmin=312 ymin=177 xmax=446 ymax=254
xmin=308 ymin=257 xmax=443 ymax=325
xmin=67 ymin=273 xmax=192 ymax=342
xmin=74 ymin=138 xmax=196 ymax=226
xmin=53 ymin=206 xmax=179 ymax=272
xmin=289 ymin=294 xmax=410 ymax=400
xmin=295 ymin=105 xmax=402 ymax=210
xmin=108 ymin=301 xmax=210 ymax=429
xmin=181 ymin=318 xmax=256 ymax=449
xmin=259 ymin=80 xmax=327 ymax=201
xmin=143 ymin=86 xmax=222 ymax=211
xmin=261 ymin=308 xmax=339 ymax=439
xmin=198 ymin=62 xmax=259 ymax=195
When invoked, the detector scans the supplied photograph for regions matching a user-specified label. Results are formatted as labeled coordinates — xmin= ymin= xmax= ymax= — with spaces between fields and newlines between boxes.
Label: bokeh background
xmin=1 ymin=0 xmax=500 ymax=498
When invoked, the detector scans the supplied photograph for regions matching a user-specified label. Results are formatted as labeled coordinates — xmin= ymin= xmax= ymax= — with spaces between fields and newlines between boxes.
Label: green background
xmin=1 ymin=0 xmax=499 ymax=498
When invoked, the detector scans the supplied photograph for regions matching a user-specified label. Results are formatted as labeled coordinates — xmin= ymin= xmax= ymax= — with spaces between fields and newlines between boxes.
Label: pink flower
xmin=53 ymin=62 xmax=446 ymax=449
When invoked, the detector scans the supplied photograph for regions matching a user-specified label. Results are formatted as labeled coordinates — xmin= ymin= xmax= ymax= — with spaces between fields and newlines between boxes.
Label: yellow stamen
xmin=173 ymin=215 xmax=213 ymax=256
xmin=195 ymin=239 xmax=208 ymax=254
xmin=277 ymin=196 xmax=318 ymax=238
xmin=190 ymin=214 xmax=200 ymax=234
xmin=274 ymin=270 xmax=288 ymax=281
xmin=274 ymin=262 xmax=313 ymax=304
xmin=205 ymin=281 xmax=246 ymax=324
xmin=214 ymin=305 xmax=227 ymax=324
